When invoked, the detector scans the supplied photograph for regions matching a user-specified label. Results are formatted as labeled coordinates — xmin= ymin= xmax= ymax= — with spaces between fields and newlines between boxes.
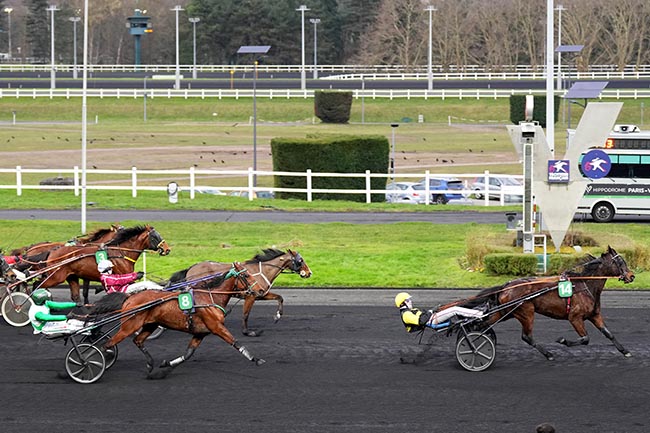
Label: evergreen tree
xmin=26 ymin=0 xmax=50 ymax=62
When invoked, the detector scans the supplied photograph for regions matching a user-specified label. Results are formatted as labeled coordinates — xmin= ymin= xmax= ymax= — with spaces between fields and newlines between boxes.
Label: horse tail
xmin=460 ymin=284 xmax=505 ymax=308
xmin=17 ymin=250 xmax=50 ymax=271
xmin=167 ymin=268 xmax=189 ymax=285
xmin=69 ymin=292 xmax=129 ymax=319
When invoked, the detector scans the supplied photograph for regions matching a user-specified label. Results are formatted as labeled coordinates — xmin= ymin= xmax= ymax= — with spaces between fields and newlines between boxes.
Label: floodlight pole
xmin=4 ymin=7 xmax=12 ymax=59
xmin=555 ymin=5 xmax=566 ymax=91
xmin=189 ymin=17 xmax=200 ymax=80
xmin=545 ymin=0 xmax=555 ymax=157
xmin=69 ymin=16 xmax=81 ymax=79
xmin=172 ymin=5 xmax=184 ymax=90
xmin=310 ymin=18 xmax=320 ymax=79
xmin=424 ymin=5 xmax=436 ymax=91
xmin=253 ymin=59 xmax=258 ymax=187
xmin=297 ymin=5 xmax=309 ymax=90
xmin=47 ymin=5 xmax=60 ymax=89
xmin=81 ymin=0 xmax=89 ymax=233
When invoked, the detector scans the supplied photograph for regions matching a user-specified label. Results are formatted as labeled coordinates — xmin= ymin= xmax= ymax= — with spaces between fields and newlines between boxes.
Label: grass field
xmin=1 ymin=97 xmax=648 ymax=289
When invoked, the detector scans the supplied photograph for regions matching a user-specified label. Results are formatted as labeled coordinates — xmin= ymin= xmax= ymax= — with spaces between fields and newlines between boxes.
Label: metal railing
xmin=0 ymin=166 xmax=524 ymax=206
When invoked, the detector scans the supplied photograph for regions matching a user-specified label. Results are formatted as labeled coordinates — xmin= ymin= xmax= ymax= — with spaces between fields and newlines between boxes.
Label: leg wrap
xmin=233 ymin=341 xmax=254 ymax=361
xmin=168 ymin=356 xmax=185 ymax=367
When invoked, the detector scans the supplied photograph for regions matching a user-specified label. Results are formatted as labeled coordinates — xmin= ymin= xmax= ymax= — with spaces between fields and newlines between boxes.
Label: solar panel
xmin=564 ymin=81 xmax=609 ymax=99
xmin=237 ymin=46 xmax=271 ymax=54
xmin=555 ymin=45 xmax=585 ymax=53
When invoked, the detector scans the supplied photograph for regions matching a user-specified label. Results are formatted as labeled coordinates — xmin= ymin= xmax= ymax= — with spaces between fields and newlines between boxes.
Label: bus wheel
xmin=592 ymin=202 xmax=615 ymax=223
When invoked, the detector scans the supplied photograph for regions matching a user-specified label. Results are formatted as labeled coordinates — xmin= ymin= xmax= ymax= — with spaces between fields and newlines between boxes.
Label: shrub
xmin=314 ymin=91 xmax=353 ymax=123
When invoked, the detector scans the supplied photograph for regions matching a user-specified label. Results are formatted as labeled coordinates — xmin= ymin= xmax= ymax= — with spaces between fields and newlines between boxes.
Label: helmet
xmin=31 ymin=288 xmax=52 ymax=305
xmin=97 ymin=259 xmax=114 ymax=273
xmin=394 ymin=292 xmax=412 ymax=308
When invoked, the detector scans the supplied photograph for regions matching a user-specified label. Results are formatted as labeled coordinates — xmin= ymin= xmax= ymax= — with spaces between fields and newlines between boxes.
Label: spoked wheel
xmin=80 ymin=334 xmax=119 ymax=370
xmin=456 ymin=331 xmax=496 ymax=372
xmin=1 ymin=292 xmax=34 ymax=327
xmin=65 ymin=343 xmax=106 ymax=384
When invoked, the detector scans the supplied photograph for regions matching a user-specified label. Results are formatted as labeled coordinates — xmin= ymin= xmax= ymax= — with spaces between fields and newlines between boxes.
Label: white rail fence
xmin=2 ymin=88 xmax=650 ymax=101
xmin=0 ymin=166 xmax=523 ymax=207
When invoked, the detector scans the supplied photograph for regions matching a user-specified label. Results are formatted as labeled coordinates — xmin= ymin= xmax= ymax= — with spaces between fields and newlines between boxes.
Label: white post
xmin=172 ymin=5 xmax=184 ymax=90
xmin=69 ymin=17 xmax=81 ymax=79
xmin=296 ymin=5 xmax=309 ymax=90
xmin=310 ymin=18 xmax=320 ymax=79
xmin=546 ymin=0 xmax=555 ymax=157
xmin=4 ymin=7 xmax=12 ymax=59
xmin=555 ymin=5 xmax=566 ymax=91
xmin=424 ymin=5 xmax=436 ymax=91
xmin=189 ymin=18 xmax=200 ymax=80
xmin=47 ymin=5 xmax=59 ymax=89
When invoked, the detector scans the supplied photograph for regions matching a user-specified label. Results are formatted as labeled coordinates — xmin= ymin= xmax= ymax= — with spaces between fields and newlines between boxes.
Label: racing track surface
xmin=1 ymin=289 xmax=649 ymax=433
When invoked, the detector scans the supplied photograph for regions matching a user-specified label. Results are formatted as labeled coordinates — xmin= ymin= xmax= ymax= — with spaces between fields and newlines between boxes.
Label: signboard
xmin=584 ymin=183 xmax=650 ymax=196
xmin=580 ymin=149 xmax=611 ymax=179
xmin=547 ymin=160 xmax=570 ymax=183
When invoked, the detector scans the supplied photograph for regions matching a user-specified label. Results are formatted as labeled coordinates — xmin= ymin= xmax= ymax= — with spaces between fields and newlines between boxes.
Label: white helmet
xmin=97 ymin=259 xmax=114 ymax=273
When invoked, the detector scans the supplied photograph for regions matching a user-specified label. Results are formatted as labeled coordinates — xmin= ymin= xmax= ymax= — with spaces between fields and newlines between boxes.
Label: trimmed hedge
xmin=314 ymin=91 xmax=353 ymax=123
xmin=509 ymin=95 xmax=560 ymax=128
xmin=271 ymin=134 xmax=389 ymax=202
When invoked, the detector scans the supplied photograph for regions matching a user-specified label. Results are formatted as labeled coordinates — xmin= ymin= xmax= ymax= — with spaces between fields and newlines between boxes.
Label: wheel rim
xmin=65 ymin=343 xmax=106 ymax=384
xmin=103 ymin=345 xmax=118 ymax=370
xmin=456 ymin=332 xmax=496 ymax=372
xmin=2 ymin=292 xmax=33 ymax=327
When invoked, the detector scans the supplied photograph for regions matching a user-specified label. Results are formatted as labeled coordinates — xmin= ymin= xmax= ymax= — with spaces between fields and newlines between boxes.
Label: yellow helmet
xmin=394 ymin=292 xmax=411 ymax=308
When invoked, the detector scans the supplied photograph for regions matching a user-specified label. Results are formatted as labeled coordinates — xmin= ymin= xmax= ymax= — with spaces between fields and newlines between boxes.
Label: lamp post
xmin=309 ymin=18 xmax=320 ymax=79
xmin=424 ymin=5 xmax=436 ymax=91
xmin=47 ymin=4 xmax=59 ymax=89
xmin=189 ymin=17 xmax=200 ymax=80
xmin=171 ymin=5 xmax=184 ymax=90
xmin=296 ymin=5 xmax=309 ymax=90
xmin=69 ymin=16 xmax=81 ymax=79
xmin=3 ymin=7 xmax=12 ymax=59
xmin=390 ymin=123 xmax=399 ymax=181
xmin=237 ymin=45 xmax=271 ymax=188
xmin=555 ymin=4 xmax=567 ymax=91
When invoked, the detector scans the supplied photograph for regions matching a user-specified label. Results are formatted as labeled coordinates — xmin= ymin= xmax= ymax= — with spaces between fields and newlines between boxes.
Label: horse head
xmin=605 ymin=246 xmax=635 ymax=283
xmin=229 ymin=262 xmax=266 ymax=297
xmin=288 ymin=249 xmax=312 ymax=278
xmin=147 ymin=226 xmax=171 ymax=256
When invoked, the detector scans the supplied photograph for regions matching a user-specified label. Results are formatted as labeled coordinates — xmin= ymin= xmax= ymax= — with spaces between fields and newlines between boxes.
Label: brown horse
xmin=20 ymin=225 xmax=170 ymax=304
xmin=168 ymin=249 xmax=312 ymax=336
xmin=13 ymin=224 xmax=123 ymax=303
xmin=461 ymin=246 xmax=635 ymax=360
xmin=103 ymin=262 xmax=266 ymax=379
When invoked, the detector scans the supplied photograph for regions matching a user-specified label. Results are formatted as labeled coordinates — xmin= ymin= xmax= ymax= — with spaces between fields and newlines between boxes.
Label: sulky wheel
xmin=65 ymin=343 xmax=106 ymax=384
xmin=80 ymin=334 xmax=118 ymax=370
xmin=1 ymin=292 xmax=34 ymax=327
xmin=455 ymin=331 xmax=496 ymax=372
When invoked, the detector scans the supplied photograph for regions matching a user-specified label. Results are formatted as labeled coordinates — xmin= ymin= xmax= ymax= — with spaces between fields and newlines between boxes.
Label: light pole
xmin=189 ymin=17 xmax=200 ymax=80
xmin=424 ymin=5 xmax=436 ymax=91
xmin=47 ymin=4 xmax=60 ymax=89
xmin=69 ymin=16 xmax=81 ymax=79
xmin=555 ymin=4 xmax=567 ymax=91
xmin=296 ymin=5 xmax=309 ymax=90
xmin=3 ymin=7 xmax=12 ymax=59
xmin=309 ymin=18 xmax=320 ymax=79
xmin=172 ymin=5 xmax=184 ymax=90
xmin=390 ymin=123 xmax=399 ymax=181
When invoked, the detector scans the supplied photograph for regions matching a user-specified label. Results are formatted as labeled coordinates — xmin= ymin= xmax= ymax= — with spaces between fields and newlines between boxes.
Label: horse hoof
xmin=147 ymin=366 xmax=173 ymax=380
xmin=243 ymin=330 xmax=263 ymax=337
xmin=254 ymin=358 xmax=266 ymax=366
xmin=159 ymin=360 xmax=170 ymax=368
xmin=623 ymin=351 xmax=632 ymax=358
xmin=146 ymin=363 xmax=154 ymax=373
xmin=556 ymin=337 xmax=567 ymax=345
xmin=274 ymin=313 xmax=282 ymax=322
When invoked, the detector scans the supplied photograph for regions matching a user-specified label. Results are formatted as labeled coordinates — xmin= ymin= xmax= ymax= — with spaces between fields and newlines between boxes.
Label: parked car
xmin=416 ymin=177 xmax=466 ymax=204
xmin=229 ymin=190 xmax=275 ymax=199
xmin=471 ymin=175 xmax=523 ymax=202
xmin=385 ymin=181 xmax=426 ymax=204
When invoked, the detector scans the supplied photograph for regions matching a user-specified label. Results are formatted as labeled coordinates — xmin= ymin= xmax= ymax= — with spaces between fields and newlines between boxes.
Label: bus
xmin=577 ymin=127 xmax=650 ymax=222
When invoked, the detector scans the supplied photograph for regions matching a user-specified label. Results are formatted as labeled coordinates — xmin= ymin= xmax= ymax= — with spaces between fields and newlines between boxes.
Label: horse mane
xmin=68 ymin=292 xmax=128 ymax=319
xmin=564 ymin=253 xmax=605 ymax=277
xmin=78 ymin=227 xmax=118 ymax=243
xmin=106 ymin=225 xmax=148 ymax=245
xmin=245 ymin=248 xmax=285 ymax=264
xmin=167 ymin=268 xmax=189 ymax=285
xmin=192 ymin=272 xmax=227 ymax=290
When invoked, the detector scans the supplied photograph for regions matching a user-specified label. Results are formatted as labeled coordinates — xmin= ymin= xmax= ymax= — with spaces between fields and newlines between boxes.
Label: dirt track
xmin=1 ymin=290 xmax=648 ymax=433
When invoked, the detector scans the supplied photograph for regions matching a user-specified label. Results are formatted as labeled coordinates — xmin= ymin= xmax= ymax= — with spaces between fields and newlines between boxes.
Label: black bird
xmin=468 ymin=149 xmax=472 ymax=152
xmin=200 ymin=155 xmax=203 ymax=159
xmin=221 ymin=160 xmax=225 ymax=164
xmin=442 ymin=159 xmax=448 ymax=163
xmin=92 ymin=165 xmax=97 ymax=169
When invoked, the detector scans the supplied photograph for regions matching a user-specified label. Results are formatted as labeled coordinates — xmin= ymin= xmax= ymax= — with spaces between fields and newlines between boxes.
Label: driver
xmin=28 ymin=288 xmax=87 ymax=335
xmin=395 ymin=292 xmax=486 ymax=333
xmin=97 ymin=259 xmax=163 ymax=294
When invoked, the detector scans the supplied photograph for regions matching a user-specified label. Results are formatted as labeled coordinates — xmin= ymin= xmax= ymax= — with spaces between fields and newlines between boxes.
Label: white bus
xmin=577 ymin=125 xmax=650 ymax=222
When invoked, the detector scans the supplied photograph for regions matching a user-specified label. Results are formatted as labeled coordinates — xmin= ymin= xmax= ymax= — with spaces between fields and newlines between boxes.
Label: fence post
xmin=365 ymin=170 xmax=371 ymax=203
xmin=16 ymin=165 xmax=22 ymax=196
xmin=307 ymin=169 xmax=313 ymax=202
xmin=483 ymin=170 xmax=490 ymax=206
xmin=189 ymin=166 xmax=196 ymax=199
xmin=247 ymin=167 xmax=254 ymax=201
xmin=424 ymin=170 xmax=430 ymax=205
xmin=73 ymin=166 xmax=80 ymax=196
xmin=131 ymin=166 xmax=137 ymax=198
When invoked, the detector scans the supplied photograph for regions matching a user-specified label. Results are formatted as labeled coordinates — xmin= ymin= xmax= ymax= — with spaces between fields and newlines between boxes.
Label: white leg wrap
xmin=238 ymin=345 xmax=254 ymax=361
xmin=169 ymin=356 xmax=185 ymax=367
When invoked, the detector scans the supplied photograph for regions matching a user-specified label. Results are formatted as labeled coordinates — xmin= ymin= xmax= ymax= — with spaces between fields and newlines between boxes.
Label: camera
xmin=519 ymin=122 xmax=537 ymax=144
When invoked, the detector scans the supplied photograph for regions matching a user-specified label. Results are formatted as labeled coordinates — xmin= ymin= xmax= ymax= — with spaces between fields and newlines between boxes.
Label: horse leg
xmin=146 ymin=335 xmax=205 ymax=380
xmin=590 ymin=314 xmax=632 ymax=357
xmin=82 ymin=279 xmax=91 ymax=305
xmin=132 ymin=323 xmax=159 ymax=373
xmin=66 ymin=276 xmax=82 ymax=304
xmin=556 ymin=317 xmax=590 ymax=347
xmin=204 ymin=316 xmax=265 ymax=365
xmin=241 ymin=296 xmax=261 ymax=337
xmin=516 ymin=308 xmax=554 ymax=360
xmin=269 ymin=292 xmax=284 ymax=323
xmin=104 ymin=316 xmax=148 ymax=368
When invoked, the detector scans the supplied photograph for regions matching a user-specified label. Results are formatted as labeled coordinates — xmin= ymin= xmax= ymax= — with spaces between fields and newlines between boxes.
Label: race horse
xmin=168 ymin=249 xmax=312 ymax=336
xmin=461 ymin=246 xmax=635 ymax=360
xmin=19 ymin=225 xmax=170 ymax=304
xmin=13 ymin=224 xmax=123 ymax=303
xmin=101 ymin=262 xmax=266 ymax=379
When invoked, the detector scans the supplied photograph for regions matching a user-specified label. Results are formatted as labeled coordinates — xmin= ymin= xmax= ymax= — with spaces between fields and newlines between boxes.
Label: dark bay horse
xmin=20 ymin=225 xmax=170 ymax=304
xmin=168 ymin=249 xmax=312 ymax=336
xmin=462 ymin=246 xmax=635 ymax=360
xmin=13 ymin=224 xmax=123 ymax=303
xmin=102 ymin=262 xmax=266 ymax=379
